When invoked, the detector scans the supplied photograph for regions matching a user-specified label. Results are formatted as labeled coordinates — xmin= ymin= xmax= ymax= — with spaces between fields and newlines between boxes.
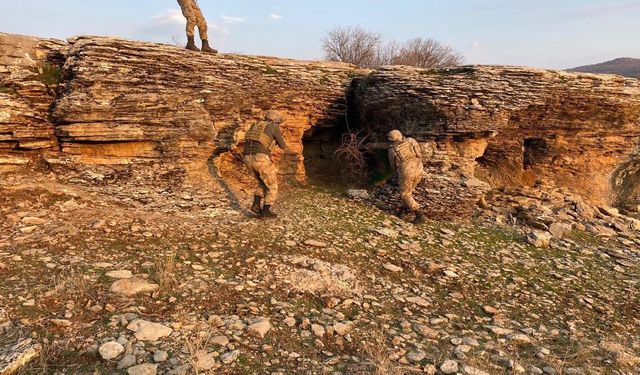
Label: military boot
xmin=413 ymin=210 xmax=427 ymax=224
xmin=201 ymin=40 xmax=218 ymax=54
xmin=251 ymin=195 xmax=262 ymax=214
xmin=261 ymin=205 xmax=278 ymax=219
xmin=185 ymin=36 xmax=198 ymax=51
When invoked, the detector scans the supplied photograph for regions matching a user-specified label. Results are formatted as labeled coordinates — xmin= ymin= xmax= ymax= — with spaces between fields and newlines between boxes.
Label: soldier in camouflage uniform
xmin=177 ymin=0 xmax=217 ymax=53
xmin=388 ymin=130 xmax=426 ymax=224
xmin=244 ymin=111 xmax=289 ymax=218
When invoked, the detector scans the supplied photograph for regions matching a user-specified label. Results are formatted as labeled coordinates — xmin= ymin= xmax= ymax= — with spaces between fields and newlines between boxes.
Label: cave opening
xmin=523 ymin=138 xmax=548 ymax=170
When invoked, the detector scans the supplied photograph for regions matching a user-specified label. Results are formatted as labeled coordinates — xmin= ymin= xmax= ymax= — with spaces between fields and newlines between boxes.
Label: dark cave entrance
xmin=523 ymin=138 xmax=549 ymax=170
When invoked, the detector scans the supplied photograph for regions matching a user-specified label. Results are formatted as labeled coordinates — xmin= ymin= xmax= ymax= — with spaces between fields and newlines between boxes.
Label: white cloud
xmin=268 ymin=13 xmax=283 ymax=21
xmin=471 ymin=41 xmax=481 ymax=50
xmin=152 ymin=9 xmax=185 ymax=26
xmin=221 ymin=14 xmax=245 ymax=24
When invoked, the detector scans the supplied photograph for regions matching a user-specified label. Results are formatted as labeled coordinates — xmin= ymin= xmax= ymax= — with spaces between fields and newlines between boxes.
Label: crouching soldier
xmin=244 ymin=111 xmax=288 ymax=218
xmin=388 ymin=130 xmax=426 ymax=224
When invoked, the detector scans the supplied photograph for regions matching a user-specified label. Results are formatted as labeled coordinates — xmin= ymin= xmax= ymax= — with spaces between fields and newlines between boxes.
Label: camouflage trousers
xmin=398 ymin=158 xmax=424 ymax=211
xmin=177 ymin=0 xmax=208 ymax=40
xmin=244 ymin=153 xmax=279 ymax=206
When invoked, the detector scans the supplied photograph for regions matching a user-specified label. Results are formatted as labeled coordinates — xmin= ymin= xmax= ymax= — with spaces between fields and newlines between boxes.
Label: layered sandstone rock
xmin=51 ymin=36 xmax=358 ymax=179
xmin=0 ymin=33 xmax=65 ymax=165
xmin=354 ymin=65 xmax=640 ymax=216
xmin=2 ymin=32 xmax=639 ymax=216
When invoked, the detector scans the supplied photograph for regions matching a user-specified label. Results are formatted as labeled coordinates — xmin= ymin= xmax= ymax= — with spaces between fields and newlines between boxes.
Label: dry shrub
xmin=333 ymin=130 xmax=369 ymax=182
xmin=183 ymin=331 xmax=212 ymax=375
xmin=359 ymin=330 xmax=406 ymax=375
xmin=154 ymin=253 xmax=178 ymax=293
xmin=47 ymin=270 xmax=92 ymax=302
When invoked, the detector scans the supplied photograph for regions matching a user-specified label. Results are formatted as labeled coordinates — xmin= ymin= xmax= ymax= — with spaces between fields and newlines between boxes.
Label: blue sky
xmin=1 ymin=0 xmax=639 ymax=69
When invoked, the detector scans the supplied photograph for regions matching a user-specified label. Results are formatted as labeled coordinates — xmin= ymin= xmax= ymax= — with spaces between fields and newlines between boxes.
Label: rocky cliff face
xmin=2 ymin=33 xmax=639 ymax=217
xmin=1 ymin=33 xmax=359 ymax=180
xmin=354 ymin=65 xmax=640 ymax=215
xmin=0 ymin=33 xmax=65 ymax=164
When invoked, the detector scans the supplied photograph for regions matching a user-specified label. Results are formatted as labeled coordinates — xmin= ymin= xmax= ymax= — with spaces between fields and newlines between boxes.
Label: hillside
xmin=569 ymin=57 xmax=640 ymax=78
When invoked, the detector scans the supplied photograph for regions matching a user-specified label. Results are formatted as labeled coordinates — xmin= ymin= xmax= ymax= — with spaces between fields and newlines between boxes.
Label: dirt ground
xmin=0 ymin=163 xmax=638 ymax=375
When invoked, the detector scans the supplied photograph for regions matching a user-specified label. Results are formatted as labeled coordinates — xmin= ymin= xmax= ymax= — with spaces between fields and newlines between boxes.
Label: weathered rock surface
xmin=355 ymin=65 xmax=640 ymax=218
xmin=52 ymin=36 xmax=358 ymax=180
xmin=0 ymin=33 xmax=65 ymax=165
xmin=2 ymin=32 xmax=640 ymax=218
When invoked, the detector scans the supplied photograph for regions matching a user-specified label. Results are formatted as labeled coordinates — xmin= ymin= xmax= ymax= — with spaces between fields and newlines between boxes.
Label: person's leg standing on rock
xmin=177 ymin=0 xmax=217 ymax=54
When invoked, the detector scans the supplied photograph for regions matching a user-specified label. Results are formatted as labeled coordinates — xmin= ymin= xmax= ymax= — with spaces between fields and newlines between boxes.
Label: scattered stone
xmin=127 ymin=320 xmax=173 ymax=341
xmin=219 ymin=350 xmax=240 ymax=364
xmin=383 ymin=263 xmax=403 ymax=273
xmin=440 ymin=360 xmax=459 ymax=374
xmin=304 ymin=240 xmax=327 ymax=248
xmin=106 ymin=270 xmax=133 ymax=279
xmin=333 ymin=322 xmax=353 ymax=336
xmin=406 ymin=349 xmax=426 ymax=363
xmin=346 ymin=189 xmax=369 ymax=200
xmin=99 ymin=341 xmax=124 ymax=360
xmin=118 ymin=354 xmax=136 ymax=369
xmin=247 ymin=319 xmax=271 ymax=338
xmin=527 ymin=231 xmax=552 ymax=248
xmin=211 ymin=335 xmax=229 ymax=347
xmin=110 ymin=278 xmax=159 ymax=297
xmin=153 ymin=351 xmax=168 ymax=363
xmin=127 ymin=363 xmax=158 ymax=375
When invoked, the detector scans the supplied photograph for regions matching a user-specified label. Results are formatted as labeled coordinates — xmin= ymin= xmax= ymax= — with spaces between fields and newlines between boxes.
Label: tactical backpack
xmin=393 ymin=139 xmax=419 ymax=163
xmin=245 ymin=122 xmax=273 ymax=150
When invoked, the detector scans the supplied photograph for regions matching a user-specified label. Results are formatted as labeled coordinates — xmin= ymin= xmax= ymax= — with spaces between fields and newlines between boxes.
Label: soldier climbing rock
xmin=388 ymin=130 xmax=426 ymax=224
xmin=177 ymin=0 xmax=217 ymax=53
xmin=243 ymin=111 xmax=289 ymax=218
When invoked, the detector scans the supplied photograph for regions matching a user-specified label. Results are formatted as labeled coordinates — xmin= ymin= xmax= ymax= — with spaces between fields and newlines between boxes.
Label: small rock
xmin=383 ymin=263 xmax=403 ymax=273
xmin=153 ymin=350 xmax=168 ymax=363
xmin=406 ymin=349 xmax=426 ymax=363
xmin=110 ymin=278 xmax=159 ymax=297
xmin=127 ymin=363 xmax=157 ymax=375
xmin=118 ymin=354 xmax=136 ymax=369
xmin=247 ymin=319 xmax=272 ymax=338
xmin=333 ymin=322 xmax=353 ymax=336
xmin=106 ymin=270 xmax=133 ymax=279
xmin=346 ymin=189 xmax=369 ymax=200
xmin=304 ymin=240 xmax=327 ymax=248
xmin=440 ymin=360 xmax=459 ymax=374
xmin=21 ymin=217 xmax=46 ymax=225
xmin=211 ymin=335 xmax=229 ymax=346
xmin=99 ymin=341 xmax=124 ymax=360
xmin=527 ymin=231 xmax=552 ymax=248
xmin=311 ymin=324 xmax=325 ymax=337
xmin=405 ymin=296 xmax=430 ymax=307
xmin=127 ymin=320 xmax=173 ymax=341
xmin=220 ymin=350 xmax=240 ymax=364
xmin=194 ymin=351 xmax=216 ymax=371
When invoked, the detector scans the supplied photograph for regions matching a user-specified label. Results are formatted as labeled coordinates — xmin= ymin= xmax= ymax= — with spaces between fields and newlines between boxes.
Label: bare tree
xmin=393 ymin=37 xmax=463 ymax=69
xmin=322 ymin=26 xmax=387 ymax=68
xmin=322 ymin=27 xmax=464 ymax=69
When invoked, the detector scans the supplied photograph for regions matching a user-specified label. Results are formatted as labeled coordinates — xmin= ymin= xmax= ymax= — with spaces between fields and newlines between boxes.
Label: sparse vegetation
xmin=322 ymin=26 xmax=463 ymax=69
xmin=35 ymin=63 xmax=63 ymax=86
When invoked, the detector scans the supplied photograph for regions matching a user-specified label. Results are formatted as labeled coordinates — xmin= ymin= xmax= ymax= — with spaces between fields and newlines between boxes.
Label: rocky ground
xmin=1 ymin=165 xmax=639 ymax=375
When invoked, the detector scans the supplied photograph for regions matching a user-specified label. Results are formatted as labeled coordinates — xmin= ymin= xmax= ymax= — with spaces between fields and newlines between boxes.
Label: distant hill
xmin=569 ymin=58 xmax=640 ymax=78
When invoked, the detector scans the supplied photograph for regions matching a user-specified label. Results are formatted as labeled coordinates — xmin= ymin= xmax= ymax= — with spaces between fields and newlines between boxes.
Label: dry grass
xmin=358 ymin=330 xmax=407 ymax=375
xmin=183 ymin=331 xmax=212 ymax=375
xmin=46 ymin=270 xmax=92 ymax=301
xmin=154 ymin=252 xmax=178 ymax=293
